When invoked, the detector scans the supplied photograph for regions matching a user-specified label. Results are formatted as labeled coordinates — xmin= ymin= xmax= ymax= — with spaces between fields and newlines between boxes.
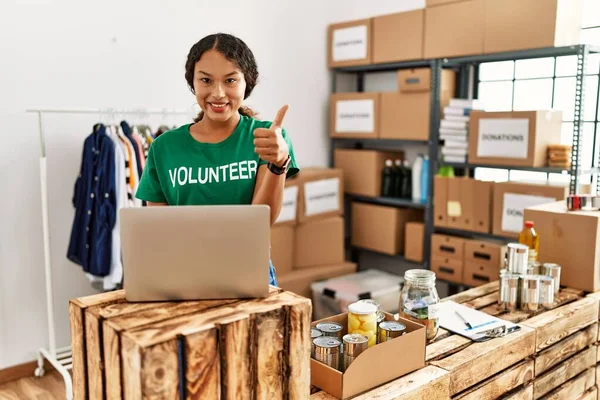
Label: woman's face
xmin=193 ymin=49 xmax=247 ymax=123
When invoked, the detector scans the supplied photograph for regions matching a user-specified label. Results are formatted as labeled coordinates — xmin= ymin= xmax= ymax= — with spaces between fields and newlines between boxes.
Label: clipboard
xmin=434 ymin=301 xmax=521 ymax=342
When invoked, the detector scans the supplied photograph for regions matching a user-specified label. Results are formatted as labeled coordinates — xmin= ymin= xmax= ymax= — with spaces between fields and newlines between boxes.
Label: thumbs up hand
xmin=253 ymin=105 xmax=290 ymax=167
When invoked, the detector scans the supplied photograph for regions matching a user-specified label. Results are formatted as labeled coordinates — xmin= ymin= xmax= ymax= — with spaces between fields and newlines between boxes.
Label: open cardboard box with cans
xmin=310 ymin=311 xmax=426 ymax=399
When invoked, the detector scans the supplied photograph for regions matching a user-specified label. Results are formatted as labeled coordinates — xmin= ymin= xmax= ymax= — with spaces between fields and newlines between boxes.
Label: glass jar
xmin=347 ymin=302 xmax=378 ymax=347
xmin=399 ymin=269 xmax=440 ymax=341
xmin=357 ymin=299 xmax=385 ymax=324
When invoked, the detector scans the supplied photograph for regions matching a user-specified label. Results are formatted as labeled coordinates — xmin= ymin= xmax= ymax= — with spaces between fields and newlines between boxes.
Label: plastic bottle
xmin=402 ymin=160 xmax=412 ymax=199
xmin=420 ymin=155 xmax=429 ymax=204
xmin=393 ymin=159 xmax=403 ymax=197
xmin=381 ymin=159 xmax=394 ymax=197
xmin=518 ymin=221 xmax=539 ymax=262
xmin=412 ymin=155 xmax=423 ymax=202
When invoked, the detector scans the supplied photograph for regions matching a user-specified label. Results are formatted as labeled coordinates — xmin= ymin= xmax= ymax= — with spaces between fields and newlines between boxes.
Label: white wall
xmin=0 ymin=0 xmax=424 ymax=368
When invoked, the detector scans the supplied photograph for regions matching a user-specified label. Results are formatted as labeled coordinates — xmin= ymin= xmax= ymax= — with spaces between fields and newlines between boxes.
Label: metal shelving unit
xmin=329 ymin=44 xmax=600 ymax=275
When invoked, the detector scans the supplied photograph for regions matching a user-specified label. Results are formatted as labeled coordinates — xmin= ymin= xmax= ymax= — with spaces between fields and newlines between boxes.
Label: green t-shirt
xmin=135 ymin=115 xmax=300 ymax=205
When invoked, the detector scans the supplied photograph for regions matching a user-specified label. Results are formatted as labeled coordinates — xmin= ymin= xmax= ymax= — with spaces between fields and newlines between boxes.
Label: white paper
xmin=335 ymin=99 xmax=375 ymax=133
xmin=435 ymin=301 xmax=518 ymax=339
xmin=304 ymin=178 xmax=340 ymax=217
xmin=332 ymin=25 xmax=368 ymax=62
xmin=275 ymin=186 xmax=298 ymax=223
xmin=502 ymin=193 xmax=556 ymax=233
xmin=477 ymin=118 xmax=529 ymax=159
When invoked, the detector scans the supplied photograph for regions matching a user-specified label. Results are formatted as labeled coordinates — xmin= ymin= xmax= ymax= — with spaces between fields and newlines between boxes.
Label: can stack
xmin=498 ymin=243 xmax=562 ymax=312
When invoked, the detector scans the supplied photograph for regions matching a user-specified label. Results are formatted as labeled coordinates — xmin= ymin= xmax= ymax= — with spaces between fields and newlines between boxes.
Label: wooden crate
xmin=70 ymin=286 xmax=311 ymax=400
xmin=312 ymin=281 xmax=600 ymax=400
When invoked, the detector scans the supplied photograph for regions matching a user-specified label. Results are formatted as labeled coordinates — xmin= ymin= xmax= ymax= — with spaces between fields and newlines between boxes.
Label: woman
xmin=135 ymin=33 xmax=300 ymax=286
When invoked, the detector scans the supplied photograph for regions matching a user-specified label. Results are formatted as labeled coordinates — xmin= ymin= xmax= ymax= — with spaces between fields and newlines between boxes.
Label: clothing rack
xmin=26 ymin=107 xmax=191 ymax=400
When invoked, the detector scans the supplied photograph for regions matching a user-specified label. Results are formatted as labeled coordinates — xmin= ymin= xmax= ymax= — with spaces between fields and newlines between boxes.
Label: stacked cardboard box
xmin=272 ymin=167 xmax=357 ymax=298
xmin=327 ymin=1 xmax=581 ymax=66
xmin=430 ymin=234 xmax=505 ymax=286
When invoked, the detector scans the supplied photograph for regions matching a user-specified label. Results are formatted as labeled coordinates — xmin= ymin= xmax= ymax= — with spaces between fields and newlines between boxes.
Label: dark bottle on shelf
xmin=393 ymin=159 xmax=404 ymax=197
xmin=381 ymin=159 xmax=394 ymax=197
xmin=401 ymin=160 xmax=412 ymax=199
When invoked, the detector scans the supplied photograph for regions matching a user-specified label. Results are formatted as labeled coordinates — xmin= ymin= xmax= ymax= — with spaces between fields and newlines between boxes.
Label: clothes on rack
xmin=67 ymin=121 xmax=156 ymax=290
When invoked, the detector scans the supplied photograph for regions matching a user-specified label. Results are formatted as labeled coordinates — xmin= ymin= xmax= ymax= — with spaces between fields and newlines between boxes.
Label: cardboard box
xmin=447 ymin=177 xmax=463 ymax=229
xmin=524 ymin=201 xmax=600 ymax=293
xmin=463 ymin=261 xmax=498 ymax=287
xmin=334 ymin=149 xmax=403 ymax=197
xmin=274 ymin=179 xmax=299 ymax=226
xmin=277 ymin=262 xmax=357 ymax=298
xmin=434 ymin=176 xmax=448 ymax=227
xmin=296 ymin=167 xmax=344 ymax=224
xmin=473 ymin=180 xmax=493 ymax=233
xmin=469 ymin=110 xmax=563 ymax=168
xmin=328 ymin=19 xmax=372 ymax=68
xmin=484 ymin=0 xmax=581 ymax=53
xmin=427 ymin=0 xmax=469 ymax=6
xmin=431 ymin=234 xmax=465 ymax=259
xmin=464 ymin=240 xmax=505 ymax=268
xmin=431 ymin=255 xmax=464 ymax=284
xmin=295 ymin=217 xmax=345 ymax=269
xmin=492 ymin=181 xmax=569 ymax=238
xmin=352 ymin=203 xmax=423 ymax=256
xmin=405 ymin=222 xmax=424 ymax=262
xmin=270 ymin=225 xmax=295 ymax=276
xmin=380 ymin=69 xmax=455 ymax=141
xmin=372 ymin=10 xmax=424 ymax=64
xmin=424 ymin=0 xmax=485 ymax=58
xmin=331 ymin=92 xmax=380 ymax=139
xmin=459 ymin=178 xmax=475 ymax=231
xmin=311 ymin=312 xmax=426 ymax=400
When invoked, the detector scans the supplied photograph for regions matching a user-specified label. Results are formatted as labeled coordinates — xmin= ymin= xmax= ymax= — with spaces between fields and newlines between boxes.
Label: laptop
xmin=119 ymin=205 xmax=271 ymax=302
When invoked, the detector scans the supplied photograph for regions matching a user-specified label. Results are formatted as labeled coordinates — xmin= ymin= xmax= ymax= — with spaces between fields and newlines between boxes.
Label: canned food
xmin=520 ymin=275 xmax=540 ymax=312
xmin=542 ymin=263 xmax=561 ymax=296
xmin=527 ymin=261 xmax=541 ymax=275
xmin=313 ymin=337 xmax=342 ymax=371
xmin=342 ymin=334 xmax=368 ymax=372
xmin=311 ymin=328 xmax=323 ymax=357
xmin=538 ymin=275 xmax=555 ymax=309
xmin=316 ymin=322 xmax=343 ymax=340
xmin=378 ymin=321 xmax=407 ymax=343
xmin=357 ymin=299 xmax=385 ymax=323
xmin=507 ymin=243 xmax=529 ymax=275
xmin=499 ymin=273 xmax=520 ymax=311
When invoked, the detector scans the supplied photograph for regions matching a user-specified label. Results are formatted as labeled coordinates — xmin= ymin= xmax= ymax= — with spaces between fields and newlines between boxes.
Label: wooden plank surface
xmin=287 ymin=301 xmax=312 ymax=400
xmin=574 ymin=386 xmax=598 ymax=400
xmin=185 ymin=329 xmax=220 ymax=399
xmin=255 ymin=308 xmax=286 ymax=400
xmin=431 ymin=325 xmax=535 ymax=396
xmin=534 ymin=324 xmax=597 ymax=377
xmin=443 ymin=282 xmax=499 ymax=304
xmin=310 ymin=365 xmax=450 ymax=400
xmin=102 ymin=322 xmax=122 ymax=400
xmin=140 ymin=340 xmax=179 ymax=399
xmin=454 ymin=359 xmax=534 ymax=400
xmin=75 ymin=289 xmax=126 ymax=307
xmin=464 ymin=292 xmax=499 ymax=310
xmin=69 ymin=300 xmax=87 ymax=400
xmin=84 ymin=312 xmax=103 ymax=400
xmin=539 ymin=368 xmax=596 ymax=400
xmin=121 ymin=334 xmax=142 ymax=400
xmin=500 ymin=384 xmax=534 ymax=400
xmin=523 ymin=298 xmax=599 ymax=352
xmin=533 ymin=346 xmax=596 ymax=399
xmin=220 ymin=315 xmax=252 ymax=400
xmin=426 ymin=335 xmax=471 ymax=362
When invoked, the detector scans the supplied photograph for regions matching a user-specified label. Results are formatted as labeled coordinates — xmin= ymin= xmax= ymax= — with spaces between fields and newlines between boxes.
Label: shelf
xmin=442 ymin=162 xmax=569 ymax=174
xmin=434 ymin=227 xmax=516 ymax=242
xmin=350 ymin=245 xmax=425 ymax=266
xmin=334 ymin=59 xmax=432 ymax=73
xmin=333 ymin=138 xmax=429 ymax=147
xmin=332 ymin=46 xmax=600 ymax=74
xmin=348 ymin=194 xmax=427 ymax=209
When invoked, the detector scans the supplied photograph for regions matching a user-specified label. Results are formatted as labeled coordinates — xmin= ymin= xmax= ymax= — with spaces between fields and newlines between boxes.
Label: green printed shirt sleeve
xmin=135 ymin=143 xmax=168 ymax=203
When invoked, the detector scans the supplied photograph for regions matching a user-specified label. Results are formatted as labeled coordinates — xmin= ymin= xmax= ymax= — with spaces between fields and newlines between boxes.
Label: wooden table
xmin=312 ymin=282 xmax=600 ymax=400
xmin=69 ymin=285 xmax=312 ymax=400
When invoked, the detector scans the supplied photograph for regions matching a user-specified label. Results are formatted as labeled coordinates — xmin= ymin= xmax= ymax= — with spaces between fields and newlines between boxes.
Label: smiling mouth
xmin=208 ymin=102 xmax=228 ymax=108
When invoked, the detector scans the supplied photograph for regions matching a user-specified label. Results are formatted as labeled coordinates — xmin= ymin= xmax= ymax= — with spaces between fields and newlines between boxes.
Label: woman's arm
xmin=252 ymin=165 xmax=286 ymax=224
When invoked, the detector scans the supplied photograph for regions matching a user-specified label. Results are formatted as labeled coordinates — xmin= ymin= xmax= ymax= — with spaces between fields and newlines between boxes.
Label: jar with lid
xmin=347 ymin=302 xmax=378 ymax=347
xmin=398 ymin=269 xmax=440 ymax=341
xmin=357 ymin=299 xmax=385 ymax=324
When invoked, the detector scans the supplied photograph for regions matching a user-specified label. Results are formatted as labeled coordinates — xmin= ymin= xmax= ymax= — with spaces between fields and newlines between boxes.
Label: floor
xmin=0 ymin=372 xmax=65 ymax=400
